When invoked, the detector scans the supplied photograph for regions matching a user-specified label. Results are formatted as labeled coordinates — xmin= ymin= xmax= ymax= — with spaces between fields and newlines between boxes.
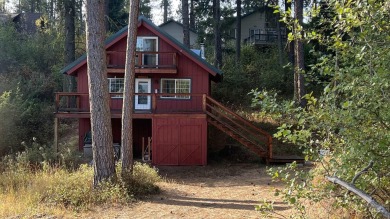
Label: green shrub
xmin=119 ymin=162 xmax=161 ymax=197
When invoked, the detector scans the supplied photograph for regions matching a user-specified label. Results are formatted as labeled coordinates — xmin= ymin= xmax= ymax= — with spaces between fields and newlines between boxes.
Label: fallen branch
xmin=326 ymin=176 xmax=390 ymax=218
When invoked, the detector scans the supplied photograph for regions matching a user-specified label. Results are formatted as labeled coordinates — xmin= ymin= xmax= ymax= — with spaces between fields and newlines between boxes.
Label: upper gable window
xmin=136 ymin=37 xmax=158 ymax=66
xmin=136 ymin=37 xmax=158 ymax=52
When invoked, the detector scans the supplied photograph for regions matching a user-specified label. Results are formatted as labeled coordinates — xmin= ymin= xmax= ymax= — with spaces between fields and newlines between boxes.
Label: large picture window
xmin=108 ymin=78 xmax=124 ymax=97
xmin=161 ymin=79 xmax=191 ymax=99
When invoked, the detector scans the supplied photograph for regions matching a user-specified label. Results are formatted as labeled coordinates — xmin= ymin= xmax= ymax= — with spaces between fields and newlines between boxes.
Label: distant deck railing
xmin=55 ymin=92 xmax=205 ymax=115
xmin=106 ymin=51 xmax=177 ymax=74
xmin=244 ymin=28 xmax=287 ymax=45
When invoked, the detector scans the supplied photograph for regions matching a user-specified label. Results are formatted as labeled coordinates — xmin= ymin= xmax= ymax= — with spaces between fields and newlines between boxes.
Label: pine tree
xmin=121 ymin=0 xmax=140 ymax=174
xmin=85 ymin=0 xmax=116 ymax=186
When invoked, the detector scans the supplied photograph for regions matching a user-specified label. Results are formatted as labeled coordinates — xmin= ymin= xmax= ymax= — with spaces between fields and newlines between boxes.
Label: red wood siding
xmin=72 ymin=22 xmax=212 ymax=166
xmin=76 ymin=24 xmax=210 ymax=113
xmin=152 ymin=117 xmax=207 ymax=165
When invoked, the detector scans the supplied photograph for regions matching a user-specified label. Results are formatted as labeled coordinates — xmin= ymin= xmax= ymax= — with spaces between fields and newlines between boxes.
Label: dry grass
xmin=0 ymin=162 xmax=158 ymax=218
xmin=1 ymin=161 xmax=354 ymax=218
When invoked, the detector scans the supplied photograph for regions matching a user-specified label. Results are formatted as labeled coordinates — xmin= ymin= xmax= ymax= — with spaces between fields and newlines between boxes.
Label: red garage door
xmin=152 ymin=117 xmax=207 ymax=165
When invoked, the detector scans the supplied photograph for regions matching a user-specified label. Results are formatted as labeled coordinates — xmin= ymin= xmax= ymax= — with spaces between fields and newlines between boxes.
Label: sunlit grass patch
xmin=0 ymin=156 xmax=161 ymax=218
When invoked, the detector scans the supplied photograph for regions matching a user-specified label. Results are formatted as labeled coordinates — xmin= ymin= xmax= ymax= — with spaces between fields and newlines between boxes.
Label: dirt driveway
xmin=85 ymin=162 xmax=292 ymax=219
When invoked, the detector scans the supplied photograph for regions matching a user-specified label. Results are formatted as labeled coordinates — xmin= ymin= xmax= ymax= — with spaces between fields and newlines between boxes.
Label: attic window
xmin=160 ymin=78 xmax=191 ymax=99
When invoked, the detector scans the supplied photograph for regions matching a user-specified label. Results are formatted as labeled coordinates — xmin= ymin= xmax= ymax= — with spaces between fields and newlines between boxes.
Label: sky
xmin=150 ymin=0 xmax=181 ymax=25
xmin=3 ymin=0 xmax=181 ymax=26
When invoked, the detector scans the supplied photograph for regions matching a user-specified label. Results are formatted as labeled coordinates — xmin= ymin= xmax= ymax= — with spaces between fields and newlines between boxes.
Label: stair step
xmin=268 ymin=155 xmax=305 ymax=164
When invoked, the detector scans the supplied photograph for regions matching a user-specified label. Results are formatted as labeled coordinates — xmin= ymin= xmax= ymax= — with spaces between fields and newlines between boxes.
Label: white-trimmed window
xmin=108 ymin=78 xmax=124 ymax=97
xmin=160 ymin=78 xmax=191 ymax=99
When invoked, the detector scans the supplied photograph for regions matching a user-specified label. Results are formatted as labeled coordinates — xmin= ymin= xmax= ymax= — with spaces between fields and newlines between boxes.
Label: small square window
xmin=108 ymin=78 xmax=124 ymax=97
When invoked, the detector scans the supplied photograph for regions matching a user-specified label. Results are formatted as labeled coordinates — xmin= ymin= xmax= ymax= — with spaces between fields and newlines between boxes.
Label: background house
xmin=0 ymin=12 xmax=42 ymax=33
xmin=159 ymin=19 xmax=198 ymax=48
xmin=230 ymin=6 xmax=286 ymax=45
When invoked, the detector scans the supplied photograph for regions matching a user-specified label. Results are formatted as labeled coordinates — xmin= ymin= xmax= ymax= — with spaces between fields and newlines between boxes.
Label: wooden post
xmin=77 ymin=95 xmax=80 ymax=111
xmin=142 ymin=137 xmax=145 ymax=161
xmin=55 ymin=93 xmax=60 ymax=112
xmin=152 ymin=93 xmax=156 ymax=112
xmin=54 ymin=117 xmax=58 ymax=155
xmin=268 ymin=136 xmax=273 ymax=160
xmin=138 ymin=52 xmax=142 ymax=66
xmin=202 ymin=94 xmax=207 ymax=112
xmin=173 ymin=52 xmax=177 ymax=67
xmin=148 ymin=137 xmax=151 ymax=161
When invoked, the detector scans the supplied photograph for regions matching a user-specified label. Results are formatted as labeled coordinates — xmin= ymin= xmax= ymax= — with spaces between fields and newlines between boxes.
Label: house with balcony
xmin=55 ymin=16 xmax=300 ymax=166
xmin=230 ymin=6 xmax=287 ymax=45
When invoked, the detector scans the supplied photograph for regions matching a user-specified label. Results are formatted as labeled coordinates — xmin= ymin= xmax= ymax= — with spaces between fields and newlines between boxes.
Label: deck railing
xmin=244 ymin=28 xmax=287 ymax=45
xmin=106 ymin=51 xmax=177 ymax=70
xmin=55 ymin=92 xmax=205 ymax=114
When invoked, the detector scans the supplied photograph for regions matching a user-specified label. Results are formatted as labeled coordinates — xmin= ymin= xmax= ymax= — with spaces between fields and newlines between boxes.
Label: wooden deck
xmin=55 ymin=110 xmax=207 ymax=119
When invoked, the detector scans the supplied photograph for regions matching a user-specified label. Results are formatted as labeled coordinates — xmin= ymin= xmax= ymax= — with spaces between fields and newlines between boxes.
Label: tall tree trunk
xmin=64 ymin=0 xmax=76 ymax=93
xmin=213 ymin=0 xmax=222 ymax=68
xmin=276 ymin=12 xmax=283 ymax=65
xmin=163 ymin=0 xmax=168 ymax=23
xmin=294 ymin=0 xmax=306 ymax=107
xmin=235 ymin=0 xmax=241 ymax=62
xmin=49 ymin=0 xmax=55 ymax=21
xmin=121 ymin=0 xmax=139 ymax=174
xmin=85 ymin=0 xmax=116 ymax=186
xmin=285 ymin=0 xmax=293 ymax=64
xmin=31 ymin=0 xmax=35 ymax=12
xmin=182 ymin=0 xmax=190 ymax=48
xmin=189 ymin=0 xmax=195 ymax=30
xmin=78 ymin=0 xmax=84 ymax=35
xmin=104 ymin=0 xmax=110 ymax=31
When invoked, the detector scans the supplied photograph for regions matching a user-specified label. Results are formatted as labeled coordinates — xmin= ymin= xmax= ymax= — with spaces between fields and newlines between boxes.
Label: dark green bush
xmin=213 ymin=44 xmax=293 ymax=105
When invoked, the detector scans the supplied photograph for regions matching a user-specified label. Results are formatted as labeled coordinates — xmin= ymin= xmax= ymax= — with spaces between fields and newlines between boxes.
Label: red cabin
xmin=55 ymin=16 xmax=275 ymax=165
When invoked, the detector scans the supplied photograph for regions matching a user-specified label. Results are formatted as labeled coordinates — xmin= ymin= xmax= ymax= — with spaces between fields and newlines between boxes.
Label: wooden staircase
xmin=204 ymin=95 xmax=304 ymax=164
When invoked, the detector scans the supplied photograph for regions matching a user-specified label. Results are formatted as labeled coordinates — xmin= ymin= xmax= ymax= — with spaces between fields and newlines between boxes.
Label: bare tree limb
xmin=351 ymin=160 xmax=373 ymax=184
xmin=326 ymin=176 xmax=390 ymax=218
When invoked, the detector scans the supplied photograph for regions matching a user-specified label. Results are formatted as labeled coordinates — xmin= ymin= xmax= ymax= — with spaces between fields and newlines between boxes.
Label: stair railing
xmin=203 ymin=94 xmax=273 ymax=160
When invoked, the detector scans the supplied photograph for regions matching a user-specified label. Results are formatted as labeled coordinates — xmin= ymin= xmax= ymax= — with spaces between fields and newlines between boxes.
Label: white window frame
xmin=108 ymin=78 xmax=124 ymax=98
xmin=136 ymin=36 xmax=159 ymax=66
xmin=160 ymin=78 xmax=191 ymax=99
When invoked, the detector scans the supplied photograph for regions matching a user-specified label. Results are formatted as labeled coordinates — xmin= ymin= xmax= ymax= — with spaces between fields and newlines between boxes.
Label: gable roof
xmin=240 ymin=6 xmax=274 ymax=20
xmin=159 ymin=19 xmax=198 ymax=34
xmin=61 ymin=16 xmax=222 ymax=81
